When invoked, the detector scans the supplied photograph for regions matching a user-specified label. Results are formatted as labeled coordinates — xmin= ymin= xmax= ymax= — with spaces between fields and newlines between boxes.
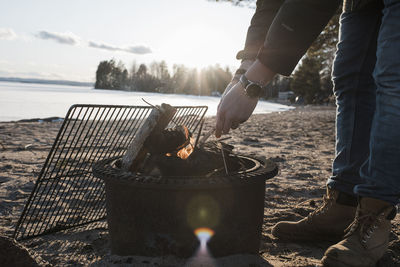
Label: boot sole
xmin=272 ymin=234 xmax=342 ymax=243
xmin=321 ymin=255 xmax=374 ymax=267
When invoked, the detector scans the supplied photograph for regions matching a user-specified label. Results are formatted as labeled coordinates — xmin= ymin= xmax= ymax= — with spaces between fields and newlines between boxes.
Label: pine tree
xmin=291 ymin=55 xmax=321 ymax=104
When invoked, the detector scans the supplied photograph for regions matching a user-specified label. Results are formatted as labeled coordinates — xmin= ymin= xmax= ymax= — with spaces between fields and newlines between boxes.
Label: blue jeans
xmin=327 ymin=0 xmax=400 ymax=205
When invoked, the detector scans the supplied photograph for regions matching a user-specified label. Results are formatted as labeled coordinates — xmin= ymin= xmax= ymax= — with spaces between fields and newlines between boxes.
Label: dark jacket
xmin=343 ymin=0 xmax=379 ymax=12
xmin=238 ymin=0 xmax=380 ymax=76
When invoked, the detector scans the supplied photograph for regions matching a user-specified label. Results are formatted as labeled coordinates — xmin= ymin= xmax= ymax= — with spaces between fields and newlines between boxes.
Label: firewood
xmin=121 ymin=103 xmax=176 ymax=172
xmin=152 ymin=141 xmax=236 ymax=177
xmin=147 ymin=125 xmax=191 ymax=154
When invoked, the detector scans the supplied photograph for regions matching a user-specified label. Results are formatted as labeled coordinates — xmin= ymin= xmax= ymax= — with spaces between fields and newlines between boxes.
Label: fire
xmin=176 ymin=126 xmax=194 ymax=160
xmin=176 ymin=139 xmax=194 ymax=160
xmin=163 ymin=125 xmax=195 ymax=160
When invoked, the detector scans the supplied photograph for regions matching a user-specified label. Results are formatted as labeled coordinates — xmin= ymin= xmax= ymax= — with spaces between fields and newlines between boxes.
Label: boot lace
xmin=305 ymin=193 xmax=334 ymax=223
xmin=343 ymin=208 xmax=385 ymax=246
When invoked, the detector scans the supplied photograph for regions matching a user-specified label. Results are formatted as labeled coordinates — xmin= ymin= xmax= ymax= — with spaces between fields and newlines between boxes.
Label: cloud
xmin=35 ymin=30 xmax=79 ymax=45
xmin=88 ymin=41 xmax=151 ymax=55
xmin=125 ymin=45 xmax=152 ymax=54
xmin=0 ymin=28 xmax=17 ymax=40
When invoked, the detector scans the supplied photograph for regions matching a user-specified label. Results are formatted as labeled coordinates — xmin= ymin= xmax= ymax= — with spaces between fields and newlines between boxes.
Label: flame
xmin=164 ymin=125 xmax=195 ymax=160
xmin=176 ymin=126 xmax=194 ymax=160
xmin=176 ymin=138 xmax=194 ymax=160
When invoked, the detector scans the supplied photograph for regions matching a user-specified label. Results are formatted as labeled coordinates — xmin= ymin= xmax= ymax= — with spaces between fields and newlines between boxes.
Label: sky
xmin=0 ymin=0 xmax=254 ymax=82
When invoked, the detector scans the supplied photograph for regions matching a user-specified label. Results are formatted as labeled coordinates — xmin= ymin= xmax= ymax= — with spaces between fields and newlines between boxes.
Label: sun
xmin=157 ymin=22 xmax=238 ymax=70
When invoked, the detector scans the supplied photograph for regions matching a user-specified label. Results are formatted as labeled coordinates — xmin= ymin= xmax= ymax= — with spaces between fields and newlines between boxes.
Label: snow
xmin=0 ymin=81 xmax=293 ymax=122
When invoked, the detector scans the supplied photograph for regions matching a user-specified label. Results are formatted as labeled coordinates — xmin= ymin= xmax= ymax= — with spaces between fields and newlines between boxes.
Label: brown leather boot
xmin=321 ymin=197 xmax=396 ymax=267
xmin=271 ymin=188 xmax=357 ymax=242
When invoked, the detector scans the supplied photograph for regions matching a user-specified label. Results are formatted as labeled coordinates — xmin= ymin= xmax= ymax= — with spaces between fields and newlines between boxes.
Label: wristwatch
xmin=239 ymin=75 xmax=264 ymax=98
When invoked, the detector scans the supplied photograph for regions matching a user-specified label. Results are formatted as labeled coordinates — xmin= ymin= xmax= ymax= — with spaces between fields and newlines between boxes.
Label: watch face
xmin=246 ymin=83 xmax=263 ymax=98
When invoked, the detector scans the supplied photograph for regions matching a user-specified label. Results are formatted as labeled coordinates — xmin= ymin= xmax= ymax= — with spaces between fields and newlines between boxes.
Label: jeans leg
xmin=327 ymin=5 xmax=382 ymax=195
xmin=356 ymin=0 xmax=400 ymax=205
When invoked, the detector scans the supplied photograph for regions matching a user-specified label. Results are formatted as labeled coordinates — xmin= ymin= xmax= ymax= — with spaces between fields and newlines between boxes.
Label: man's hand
xmin=215 ymin=60 xmax=276 ymax=138
xmin=218 ymin=80 xmax=237 ymax=108
xmin=215 ymin=82 xmax=258 ymax=138
xmin=218 ymin=59 xmax=255 ymax=110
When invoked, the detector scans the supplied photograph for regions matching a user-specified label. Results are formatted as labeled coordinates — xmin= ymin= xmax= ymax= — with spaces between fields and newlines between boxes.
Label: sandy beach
xmin=1 ymin=106 xmax=399 ymax=266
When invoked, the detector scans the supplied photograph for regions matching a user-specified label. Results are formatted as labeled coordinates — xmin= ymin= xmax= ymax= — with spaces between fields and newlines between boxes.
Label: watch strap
xmin=239 ymin=75 xmax=263 ymax=98
xmin=239 ymin=74 xmax=250 ymax=88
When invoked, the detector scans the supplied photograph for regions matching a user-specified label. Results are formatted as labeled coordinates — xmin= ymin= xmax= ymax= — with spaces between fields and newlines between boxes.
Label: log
xmin=121 ymin=103 xmax=176 ymax=172
xmin=147 ymin=125 xmax=191 ymax=154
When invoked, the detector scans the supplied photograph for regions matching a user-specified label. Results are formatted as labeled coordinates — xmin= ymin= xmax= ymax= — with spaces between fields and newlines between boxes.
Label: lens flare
xmin=186 ymin=195 xmax=220 ymax=229
xmin=186 ymin=228 xmax=216 ymax=266
xmin=195 ymin=227 xmax=214 ymax=238
xmin=194 ymin=227 xmax=214 ymax=250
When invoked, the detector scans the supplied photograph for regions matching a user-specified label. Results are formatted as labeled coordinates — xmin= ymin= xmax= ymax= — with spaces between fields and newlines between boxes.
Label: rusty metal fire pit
xmin=92 ymin=152 xmax=277 ymax=258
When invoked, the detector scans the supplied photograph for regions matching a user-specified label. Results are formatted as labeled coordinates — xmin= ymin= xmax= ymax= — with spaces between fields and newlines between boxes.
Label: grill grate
xmin=14 ymin=104 xmax=207 ymax=240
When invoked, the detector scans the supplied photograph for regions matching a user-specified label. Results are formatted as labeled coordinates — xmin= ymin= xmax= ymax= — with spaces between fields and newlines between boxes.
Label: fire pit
xmin=92 ymin=142 xmax=277 ymax=258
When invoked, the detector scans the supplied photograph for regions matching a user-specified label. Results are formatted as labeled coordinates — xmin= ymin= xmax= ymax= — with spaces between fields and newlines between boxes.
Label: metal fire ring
xmin=92 ymin=156 xmax=278 ymax=190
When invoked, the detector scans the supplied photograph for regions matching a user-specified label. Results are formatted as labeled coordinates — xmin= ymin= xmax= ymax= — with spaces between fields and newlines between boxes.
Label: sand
xmin=0 ymin=106 xmax=399 ymax=266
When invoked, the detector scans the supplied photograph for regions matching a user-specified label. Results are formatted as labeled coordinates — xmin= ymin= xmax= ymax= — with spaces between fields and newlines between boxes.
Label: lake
xmin=0 ymin=81 xmax=293 ymax=122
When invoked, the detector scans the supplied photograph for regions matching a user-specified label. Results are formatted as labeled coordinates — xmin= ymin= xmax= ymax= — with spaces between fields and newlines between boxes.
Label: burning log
xmin=147 ymin=125 xmax=192 ymax=156
xmin=134 ymin=125 xmax=194 ymax=175
xmin=151 ymin=141 xmax=236 ymax=177
xmin=121 ymin=103 xmax=176 ymax=172
xmin=120 ymin=103 xmax=239 ymax=177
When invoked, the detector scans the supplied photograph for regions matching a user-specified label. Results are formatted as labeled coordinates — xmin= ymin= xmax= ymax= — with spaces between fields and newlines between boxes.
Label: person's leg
xmin=322 ymin=2 xmax=399 ymax=265
xmin=355 ymin=0 xmax=400 ymax=205
xmin=327 ymin=4 xmax=382 ymax=196
xmin=272 ymin=3 xmax=382 ymax=243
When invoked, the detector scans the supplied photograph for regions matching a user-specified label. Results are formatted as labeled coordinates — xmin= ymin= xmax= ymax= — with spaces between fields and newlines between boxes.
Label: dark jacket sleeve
xmin=236 ymin=0 xmax=284 ymax=61
xmin=257 ymin=0 xmax=341 ymax=76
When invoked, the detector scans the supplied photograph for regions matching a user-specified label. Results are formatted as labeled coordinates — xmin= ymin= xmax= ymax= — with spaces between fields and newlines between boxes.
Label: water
xmin=0 ymin=81 xmax=293 ymax=122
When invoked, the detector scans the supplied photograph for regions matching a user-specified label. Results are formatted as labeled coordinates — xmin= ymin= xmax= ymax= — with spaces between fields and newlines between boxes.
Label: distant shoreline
xmin=0 ymin=77 xmax=93 ymax=87
xmin=0 ymin=81 xmax=294 ymax=122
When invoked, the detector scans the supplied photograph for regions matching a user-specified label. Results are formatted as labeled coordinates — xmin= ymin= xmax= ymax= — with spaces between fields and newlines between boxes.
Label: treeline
xmin=94 ymin=14 xmax=339 ymax=103
xmin=94 ymin=59 xmax=292 ymax=99
xmin=94 ymin=59 xmax=233 ymax=96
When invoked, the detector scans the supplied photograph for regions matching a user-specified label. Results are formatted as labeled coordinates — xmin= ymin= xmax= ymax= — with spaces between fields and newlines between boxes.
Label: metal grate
xmin=14 ymin=104 xmax=208 ymax=240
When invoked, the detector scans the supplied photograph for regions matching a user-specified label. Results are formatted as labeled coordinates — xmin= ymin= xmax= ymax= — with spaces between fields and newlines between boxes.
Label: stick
xmin=217 ymin=142 xmax=229 ymax=175
xmin=121 ymin=103 xmax=176 ymax=172
xmin=194 ymin=118 xmax=205 ymax=149
xmin=199 ymin=126 xmax=215 ymax=148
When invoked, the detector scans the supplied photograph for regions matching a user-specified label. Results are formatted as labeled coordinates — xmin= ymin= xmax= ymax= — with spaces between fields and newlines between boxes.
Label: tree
xmin=264 ymin=75 xmax=291 ymax=99
xmin=308 ymin=12 xmax=340 ymax=96
xmin=95 ymin=60 xmax=114 ymax=89
xmin=95 ymin=59 xmax=234 ymax=96
xmin=136 ymin=64 xmax=148 ymax=78
xmin=94 ymin=59 xmax=128 ymax=90
xmin=291 ymin=55 xmax=321 ymax=104
xmin=213 ymin=0 xmax=255 ymax=8
xmin=182 ymin=68 xmax=199 ymax=95
xmin=171 ymin=64 xmax=188 ymax=94
xmin=290 ymin=12 xmax=340 ymax=103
